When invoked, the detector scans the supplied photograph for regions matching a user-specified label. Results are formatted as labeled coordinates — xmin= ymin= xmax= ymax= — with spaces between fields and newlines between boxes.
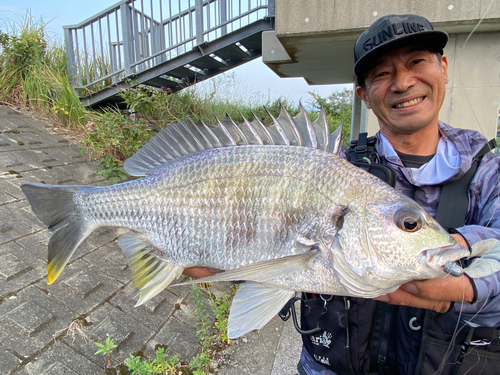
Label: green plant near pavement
xmin=122 ymin=284 xmax=234 ymax=375
xmin=125 ymin=348 xmax=180 ymax=375
xmin=81 ymin=110 xmax=152 ymax=160
xmin=94 ymin=336 xmax=118 ymax=367
xmin=209 ymin=289 xmax=232 ymax=345
xmin=80 ymin=110 xmax=153 ymax=183
xmin=189 ymin=284 xmax=214 ymax=374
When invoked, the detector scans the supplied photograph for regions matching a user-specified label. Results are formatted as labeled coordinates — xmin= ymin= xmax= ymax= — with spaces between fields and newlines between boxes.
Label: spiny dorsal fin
xmin=117 ymin=233 xmax=184 ymax=306
xmin=124 ymin=104 xmax=336 ymax=177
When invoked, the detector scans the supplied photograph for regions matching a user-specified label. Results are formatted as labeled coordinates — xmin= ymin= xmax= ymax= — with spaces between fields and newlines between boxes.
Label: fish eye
xmin=394 ymin=208 xmax=423 ymax=232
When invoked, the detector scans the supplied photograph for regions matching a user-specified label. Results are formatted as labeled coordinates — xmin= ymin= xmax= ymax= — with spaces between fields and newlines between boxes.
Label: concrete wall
xmin=275 ymin=0 xmax=500 ymax=36
xmin=264 ymin=0 xmax=500 ymax=138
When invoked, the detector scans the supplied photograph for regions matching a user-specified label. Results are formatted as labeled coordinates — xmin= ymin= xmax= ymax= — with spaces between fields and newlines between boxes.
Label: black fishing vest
xmin=282 ymin=134 xmax=500 ymax=375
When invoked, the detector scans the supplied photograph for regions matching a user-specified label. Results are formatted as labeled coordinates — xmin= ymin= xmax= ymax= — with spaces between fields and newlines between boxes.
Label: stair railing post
xmin=121 ymin=1 xmax=135 ymax=77
xmin=63 ymin=27 xmax=78 ymax=88
xmin=220 ymin=0 xmax=227 ymax=36
xmin=195 ymin=0 xmax=204 ymax=46
xmin=268 ymin=0 xmax=276 ymax=17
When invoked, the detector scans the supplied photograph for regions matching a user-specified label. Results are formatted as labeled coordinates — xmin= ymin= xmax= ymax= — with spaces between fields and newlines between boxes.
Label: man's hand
xmin=183 ymin=267 xmax=222 ymax=279
xmin=374 ymin=275 xmax=474 ymax=312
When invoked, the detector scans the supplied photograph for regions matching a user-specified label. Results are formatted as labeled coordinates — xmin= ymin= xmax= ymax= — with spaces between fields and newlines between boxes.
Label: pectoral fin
xmin=227 ymin=282 xmax=295 ymax=339
xmin=174 ymin=250 xmax=318 ymax=285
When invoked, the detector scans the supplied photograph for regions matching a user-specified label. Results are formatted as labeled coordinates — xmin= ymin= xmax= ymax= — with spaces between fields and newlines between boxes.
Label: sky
xmin=0 ymin=0 xmax=352 ymax=104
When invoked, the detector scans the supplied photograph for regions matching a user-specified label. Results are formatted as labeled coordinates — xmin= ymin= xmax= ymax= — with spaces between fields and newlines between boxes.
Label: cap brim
xmin=354 ymin=30 xmax=448 ymax=79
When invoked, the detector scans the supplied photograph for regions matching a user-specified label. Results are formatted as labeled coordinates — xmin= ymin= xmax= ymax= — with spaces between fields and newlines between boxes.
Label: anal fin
xmin=117 ymin=233 xmax=184 ymax=306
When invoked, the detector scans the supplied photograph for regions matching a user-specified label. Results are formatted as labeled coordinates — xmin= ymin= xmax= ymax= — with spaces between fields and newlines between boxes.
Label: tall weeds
xmin=0 ymin=12 xmax=86 ymax=128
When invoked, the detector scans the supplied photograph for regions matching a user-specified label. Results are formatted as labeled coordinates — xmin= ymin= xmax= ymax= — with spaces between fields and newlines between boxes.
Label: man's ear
xmin=441 ymin=55 xmax=449 ymax=84
xmin=356 ymin=86 xmax=371 ymax=109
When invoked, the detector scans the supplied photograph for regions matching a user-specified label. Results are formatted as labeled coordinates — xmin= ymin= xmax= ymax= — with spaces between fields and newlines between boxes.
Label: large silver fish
xmin=21 ymin=105 xmax=468 ymax=338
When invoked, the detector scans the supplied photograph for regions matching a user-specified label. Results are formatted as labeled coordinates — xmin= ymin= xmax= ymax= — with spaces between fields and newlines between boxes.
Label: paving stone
xmin=2 ymin=131 xmax=69 ymax=150
xmin=24 ymin=341 xmax=102 ymax=375
xmin=0 ymin=286 xmax=76 ymax=356
xmin=0 ymin=242 xmax=46 ymax=298
xmin=84 ymin=227 xmax=124 ymax=255
xmin=0 ymin=189 xmax=17 ymax=205
xmin=173 ymin=287 xmax=214 ymax=328
xmin=271 ymin=310 xmax=303 ymax=375
xmin=0 ymin=119 xmax=40 ymax=133
xmin=0 ymin=134 xmax=23 ymax=150
xmin=39 ymin=259 xmax=124 ymax=315
xmin=28 ymin=146 xmax=90 ymax=167
xmin=84 ymin=241 xmax=131 ymax=283
xmin=218 ymin=315 xmax=284 ymax=375
xmin=0 ymin=201 xmax=43 ymax=243
xmin=14 ymin=230 xmax=51 ymax=261
xmin=168 ymin=281 xmax=196 ymax=299
xmin=0 ymin=346 xmax=20 ymax=375
xmin=0 ymin=149 xmax=59 ymax=174
xmin=63 ymin=303 xmax=154 ymax=367
xmin=55 ymin=146 xmax=91 ymax=164
xmin=0 ymin=174 xmax=40 ymax=200
xmin=15 ymin=227 xmax=97 ymax=263
xmin=146 ymin=316 xmax=200 ymax=362
xmin=110 ymin=282 xmax=180 ymax=331
xmin=22 ymin=164 xmax=90 ymax=186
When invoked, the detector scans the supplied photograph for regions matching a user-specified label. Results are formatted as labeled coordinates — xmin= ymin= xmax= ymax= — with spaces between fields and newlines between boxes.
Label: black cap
xmin=354 ymin=14 xmax=448 ymax=83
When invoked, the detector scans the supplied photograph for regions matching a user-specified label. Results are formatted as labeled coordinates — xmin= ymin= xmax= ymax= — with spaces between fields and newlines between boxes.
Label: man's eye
xmin=375 ymin=71 xmax=387 ymax=78
xmin=412 ymin=58 xmax=424 ymax=65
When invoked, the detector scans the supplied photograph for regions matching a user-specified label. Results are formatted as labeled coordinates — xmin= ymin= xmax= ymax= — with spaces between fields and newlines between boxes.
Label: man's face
xmin=356 ymin=46 xmax=449 ymax=136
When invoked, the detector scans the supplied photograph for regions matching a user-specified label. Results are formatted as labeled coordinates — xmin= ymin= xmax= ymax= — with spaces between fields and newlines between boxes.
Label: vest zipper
xmin=344 ymin=297 xmax=350 ymax=348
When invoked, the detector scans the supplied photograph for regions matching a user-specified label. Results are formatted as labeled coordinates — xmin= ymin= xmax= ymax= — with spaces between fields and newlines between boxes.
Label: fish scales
xmin=76 ymin=146 xmax=349 ymax=268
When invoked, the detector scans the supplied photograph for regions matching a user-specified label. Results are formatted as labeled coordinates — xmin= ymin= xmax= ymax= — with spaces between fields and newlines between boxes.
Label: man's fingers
xmin=404 ymin=276 xmax=474 ymax=303
xmin=183 ymin=267 xmax=223 ymax=279
xmin=375 ymin=289 xmax=451 ymax=313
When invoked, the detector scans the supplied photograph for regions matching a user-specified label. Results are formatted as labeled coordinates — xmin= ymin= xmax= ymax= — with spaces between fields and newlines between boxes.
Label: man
xmin=297 ymin=14 xmax=500 ymax=375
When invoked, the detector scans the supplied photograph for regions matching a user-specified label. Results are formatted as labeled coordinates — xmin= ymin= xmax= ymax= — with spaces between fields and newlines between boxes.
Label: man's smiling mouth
xmin=394 ymin=97 xmax=424 ymax=108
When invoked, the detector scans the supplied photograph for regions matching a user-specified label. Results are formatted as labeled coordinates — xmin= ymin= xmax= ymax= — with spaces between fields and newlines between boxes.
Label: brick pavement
xmin=0 ymin=106 xmax=301 ymax=375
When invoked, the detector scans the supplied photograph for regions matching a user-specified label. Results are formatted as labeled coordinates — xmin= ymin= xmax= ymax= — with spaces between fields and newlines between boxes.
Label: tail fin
xmin=21 ymin=183 xmax=94 ymax=284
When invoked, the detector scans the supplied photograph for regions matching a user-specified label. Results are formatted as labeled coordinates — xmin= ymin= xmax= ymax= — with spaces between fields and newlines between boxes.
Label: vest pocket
xmin=300 ymin=295 xmax=355 ymax=375
xmin=416 ymin=310 xmax=500 ymax=375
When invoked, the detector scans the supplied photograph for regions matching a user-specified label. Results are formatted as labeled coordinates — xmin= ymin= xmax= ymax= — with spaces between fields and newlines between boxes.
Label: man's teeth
xmin=394 ymin=97 xmax=424 ymax=108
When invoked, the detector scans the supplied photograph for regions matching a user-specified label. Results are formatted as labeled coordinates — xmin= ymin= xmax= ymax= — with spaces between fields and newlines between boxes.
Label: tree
xmin=309 ymin=88 xmax=353 ymax=145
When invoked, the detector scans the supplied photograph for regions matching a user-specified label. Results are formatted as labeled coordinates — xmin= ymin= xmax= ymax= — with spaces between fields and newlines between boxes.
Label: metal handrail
xmin=63 ymin=0 xmax=275 ymax=93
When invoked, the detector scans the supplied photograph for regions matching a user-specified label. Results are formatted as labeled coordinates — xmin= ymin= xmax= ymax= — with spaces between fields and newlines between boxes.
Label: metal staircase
xmin=63 ymin=0 xmax=275 ymax=107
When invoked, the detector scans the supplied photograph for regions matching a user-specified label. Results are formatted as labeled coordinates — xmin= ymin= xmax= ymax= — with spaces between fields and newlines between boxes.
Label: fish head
xmin=331 ymin=195 xmax=470 ymax=295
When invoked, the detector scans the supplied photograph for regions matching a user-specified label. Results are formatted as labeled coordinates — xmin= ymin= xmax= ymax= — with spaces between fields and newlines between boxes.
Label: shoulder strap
xmin=348 ymin=133 xmax=398 ymax=188
xmin=349 ymin=132 xmax=380 ymax=163
xmin=435 ymin=139 xmax=497 ymax=230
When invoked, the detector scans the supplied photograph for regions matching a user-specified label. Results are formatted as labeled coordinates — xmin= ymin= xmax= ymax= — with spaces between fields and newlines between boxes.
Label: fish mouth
xmin=418 ymin=244 xmax=470 ymax=276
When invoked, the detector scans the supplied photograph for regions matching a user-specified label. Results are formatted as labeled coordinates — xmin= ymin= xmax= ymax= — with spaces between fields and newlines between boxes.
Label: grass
xmin=119 ymin=284 xmax=234 ymax=375
xmin=0 ymin=12 xmax=87 ymax=129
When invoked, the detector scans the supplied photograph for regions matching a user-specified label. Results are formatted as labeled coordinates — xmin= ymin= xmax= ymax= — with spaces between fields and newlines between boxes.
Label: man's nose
xmin=391 ymin=67 xmax=416 ymax=92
